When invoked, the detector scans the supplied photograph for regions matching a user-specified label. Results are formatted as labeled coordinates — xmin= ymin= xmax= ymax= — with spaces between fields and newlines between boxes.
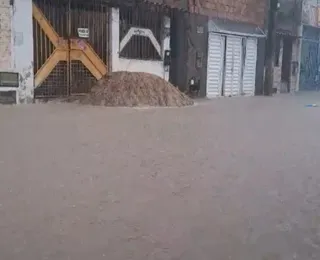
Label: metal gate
xmin=300 ymin=25 xmax=320 ymax=91
xmin=33 ymin=0 xmax=109 ymax=97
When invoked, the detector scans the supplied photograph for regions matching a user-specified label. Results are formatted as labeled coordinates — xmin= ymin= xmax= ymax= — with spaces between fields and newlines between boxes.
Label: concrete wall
xmin=170 ymin=11 xmax=209 ymax=96
xmin=277 ymin=0 xmax=302 ymax=34
xmin=110 ymin=8 xmax=170 ymax=81
xmin=0 ymin=0 xmax=33 ymax=104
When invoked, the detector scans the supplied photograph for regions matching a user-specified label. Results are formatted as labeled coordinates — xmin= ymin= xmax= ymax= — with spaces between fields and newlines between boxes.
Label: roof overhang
xmin=208 ymin=19 xmax=266 ymax=38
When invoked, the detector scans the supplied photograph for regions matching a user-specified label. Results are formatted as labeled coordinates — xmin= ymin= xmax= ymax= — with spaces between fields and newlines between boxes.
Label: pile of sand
xmin=76 ymin=72 xmax=193 ymax=107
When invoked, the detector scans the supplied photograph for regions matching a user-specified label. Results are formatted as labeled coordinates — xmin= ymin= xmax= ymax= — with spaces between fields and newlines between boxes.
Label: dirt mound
xmin=77 ymin=72 xmax=193 ymax=107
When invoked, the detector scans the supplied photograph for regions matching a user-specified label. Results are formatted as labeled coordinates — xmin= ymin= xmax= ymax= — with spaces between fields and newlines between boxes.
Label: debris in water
xmin=305 ymin=104 xmax=318 ymax=107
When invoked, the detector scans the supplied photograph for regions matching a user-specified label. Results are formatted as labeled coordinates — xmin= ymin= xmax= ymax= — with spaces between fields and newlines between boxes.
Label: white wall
xmin=0 ymin=0 xmax=33 ymax=104
xmin=110 ymin=8 xmax=170 ymax=81
xmin=13 ymin=0 xmax=34 ymax=103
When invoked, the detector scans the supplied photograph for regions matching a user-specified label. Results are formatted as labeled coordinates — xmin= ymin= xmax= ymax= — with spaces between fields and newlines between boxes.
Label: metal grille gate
xmin=33 ymin=0 xmax=109 ymax=97
xmin=299 ymin=25 xmax=320 ymax=91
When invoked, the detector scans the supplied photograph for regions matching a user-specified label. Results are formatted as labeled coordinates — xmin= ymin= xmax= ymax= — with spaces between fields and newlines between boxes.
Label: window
xmin=119 ymin=6 xmax=163 ymax=60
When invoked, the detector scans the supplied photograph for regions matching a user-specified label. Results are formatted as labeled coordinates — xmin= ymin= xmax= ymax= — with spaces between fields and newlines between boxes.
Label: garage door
xmin=206 ymin=33 xmax=225 ymax=97
xmin=242 ymin=38 xmax=258 ymax=96
xmin=224 ymin=36 xmax=242 ymax=97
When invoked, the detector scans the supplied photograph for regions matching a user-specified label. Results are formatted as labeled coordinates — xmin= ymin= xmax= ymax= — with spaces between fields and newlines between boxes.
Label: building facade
xmin=1 ymin=0 xmax=284 ymax=103
xmin=147 ymin=0 xmax=269 ymax=98
xmin=197 ymin=0 xmax=268 ymax=97
xmin=0 ymin=0 xmax=174 ymax=103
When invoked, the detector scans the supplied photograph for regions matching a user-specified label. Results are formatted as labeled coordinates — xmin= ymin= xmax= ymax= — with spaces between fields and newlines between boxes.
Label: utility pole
xmin=264 ymin=0 xmax=280 ymax=96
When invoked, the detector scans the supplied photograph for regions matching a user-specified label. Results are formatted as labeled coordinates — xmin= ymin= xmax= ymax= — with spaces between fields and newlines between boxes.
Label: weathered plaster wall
xmin=0 ymin=0 xmax=33 ymax=104
xmin=110 ymin=8 xmax=170 ymax=80
xmin=0 ymin=0 xmax=12 ymax=69
xmin=302 ymin=0 xmax=320 ymax=26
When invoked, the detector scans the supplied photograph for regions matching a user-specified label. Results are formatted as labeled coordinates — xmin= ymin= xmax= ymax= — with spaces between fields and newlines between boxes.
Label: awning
xmin=275 ymin=19 xmax=299 ymax=37
xmin=276 ymin=28 xmax=299 ymax=37
xmin=208 ymin=19 xmax=266 ymax=38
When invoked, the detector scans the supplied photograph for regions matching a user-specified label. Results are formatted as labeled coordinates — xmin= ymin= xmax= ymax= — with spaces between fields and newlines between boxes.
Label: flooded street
xmin=1 ymin=93 xmax=320 ymax=260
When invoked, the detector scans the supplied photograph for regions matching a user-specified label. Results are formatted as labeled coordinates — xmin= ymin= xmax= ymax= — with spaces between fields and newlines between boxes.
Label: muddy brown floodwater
xmin=1 ymin=93 xmax=320 ymax=260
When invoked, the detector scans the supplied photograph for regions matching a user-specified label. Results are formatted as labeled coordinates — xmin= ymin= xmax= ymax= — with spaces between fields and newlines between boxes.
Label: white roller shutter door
xmin=206 ymin=33 xmax=225 ymax=98
xmin=224 ymin=36 xmax=242 ymax=97
xmin=242 ymin=38 xmax=258 ymax=96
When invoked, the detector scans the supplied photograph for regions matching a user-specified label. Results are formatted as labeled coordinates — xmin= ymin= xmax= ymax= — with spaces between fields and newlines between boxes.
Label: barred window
xmin=119 ymin=6 xmax=163 ymax=60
